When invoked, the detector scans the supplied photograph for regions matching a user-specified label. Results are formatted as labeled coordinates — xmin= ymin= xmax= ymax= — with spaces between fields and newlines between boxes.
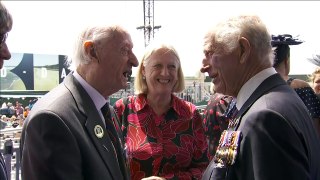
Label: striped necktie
xmin=101 ymin=103 xmax=130 ymax=178
xmin=101 ymin=103 xmax=120 ymax=149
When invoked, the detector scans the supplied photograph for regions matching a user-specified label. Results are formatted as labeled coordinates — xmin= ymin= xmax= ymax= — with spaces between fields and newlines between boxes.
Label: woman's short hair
xmin=308 ymin=67 xmax=320 ymax=83
xmin=134 ymin=42 xmax=185 ymax=94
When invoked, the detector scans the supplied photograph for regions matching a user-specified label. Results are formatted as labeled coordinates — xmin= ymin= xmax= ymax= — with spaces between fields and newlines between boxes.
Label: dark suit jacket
xmin=0 ymin=152 xmax=8 ymax=180
xmin=203 ymin=74 xmax=320 ymax=180
xmin=21 ymin=73 xmax=129 ymax=180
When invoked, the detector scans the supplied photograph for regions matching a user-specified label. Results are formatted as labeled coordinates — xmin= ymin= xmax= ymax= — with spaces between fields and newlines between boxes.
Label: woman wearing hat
xmin=272 ymin=34 xmax=320 ymax=137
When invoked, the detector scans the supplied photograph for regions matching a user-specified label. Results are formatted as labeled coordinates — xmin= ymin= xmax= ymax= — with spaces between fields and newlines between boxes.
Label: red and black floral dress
xmin=202 ymin=93 xmax=233 ymax=160
xmin=114 ymin=94 xmax=209 ymax=180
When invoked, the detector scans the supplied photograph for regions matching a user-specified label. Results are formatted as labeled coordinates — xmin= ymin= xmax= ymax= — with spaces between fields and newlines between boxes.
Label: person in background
xmin=0 ymin=115 xmax=7 ymax=129
xmin=0 ymin=2 xmax=12 ymax=180
xmin=272 ymin=34 xmax=320 ymax=137
xmin=202 ymin=82 xmax=233 ymax=159
xmin=21 ymin=24 xmax=139 ymax=180
xmin=6 ymin=102 xmax=15 ymax=117
xmin=27 ymin=99 xmax=36 ymax=110
xmin=0 ymin=102 xmax=9 ymax=117
xmin=114 ymin=42 xmax=209 ymax=180
xmin=201 ymin=14 xmax=320 ymax=180
xmin=23 ymin=106 xmax=30 ymax=118
xmin=15 ymin=101 xmax=23 ymax=118
xmin=308 ymin=67 xmax=320 ymax=95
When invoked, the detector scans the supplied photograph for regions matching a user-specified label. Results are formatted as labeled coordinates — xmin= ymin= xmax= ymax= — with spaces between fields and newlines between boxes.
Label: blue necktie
xmin=224 ymin=98 xmax=238 ymax=119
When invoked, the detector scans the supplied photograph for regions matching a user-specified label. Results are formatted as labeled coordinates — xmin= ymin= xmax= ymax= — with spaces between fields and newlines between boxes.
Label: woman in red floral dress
xmin=114 ymin=42 xmax=209 ymax=180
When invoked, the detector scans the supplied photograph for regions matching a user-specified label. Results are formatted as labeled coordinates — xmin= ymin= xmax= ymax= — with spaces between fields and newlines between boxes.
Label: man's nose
xmin=130 ymin=53 xmax=139 ymax=67
xmin=0 ymin=43 xmax=11 ymax=60
xmin=200 ymin=57 xmax=210 ymax=73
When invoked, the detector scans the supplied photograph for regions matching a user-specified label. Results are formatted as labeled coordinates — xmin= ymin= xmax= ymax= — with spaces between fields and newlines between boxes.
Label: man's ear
xmin=239 ymin=37 xmax=251 ymax=64
xmin=284 ymin=57 xmax=290 ymax=73
xmin=84 ymin=41 xmax=97 ymax=59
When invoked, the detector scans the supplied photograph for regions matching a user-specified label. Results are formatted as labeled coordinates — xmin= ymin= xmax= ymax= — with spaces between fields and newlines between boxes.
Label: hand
xmin=141 ymin=176 xmax=166 ymax=180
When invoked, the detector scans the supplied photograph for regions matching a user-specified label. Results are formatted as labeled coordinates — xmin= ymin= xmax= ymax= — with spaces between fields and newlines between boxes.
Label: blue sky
xmin=3 ymin=1 xmax=320 ymax=76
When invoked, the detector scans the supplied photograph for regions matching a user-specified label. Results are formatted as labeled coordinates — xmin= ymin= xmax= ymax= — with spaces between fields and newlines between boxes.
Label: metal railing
xmin=1 ymin=127 xmax=22 ymax=180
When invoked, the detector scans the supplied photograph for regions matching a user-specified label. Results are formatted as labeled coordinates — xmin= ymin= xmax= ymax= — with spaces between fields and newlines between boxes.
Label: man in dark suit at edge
xmin=201 ymin=14 xmax=320 ymax=180
xmin=0 ymin=2 xmax=13 ymax=180
xmin=21 ymin=24 xmax=139 ymax=180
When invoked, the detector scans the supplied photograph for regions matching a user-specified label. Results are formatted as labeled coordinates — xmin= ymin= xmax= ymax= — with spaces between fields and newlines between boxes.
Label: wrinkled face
xmin=142 ymin=48 xmax=179 ymax=96
xmin=0 ymin=32 xmax=11 ymax=69
xmin=313 ymin=74 xmax=320 ymax=94
xmin=201 ymin=41 xmax=239 ymax=96
xmin=95 ymin=32 xmax=138 ymax=94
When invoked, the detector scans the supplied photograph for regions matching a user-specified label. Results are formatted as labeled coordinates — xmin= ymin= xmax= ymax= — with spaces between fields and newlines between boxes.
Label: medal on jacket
xmin=214 ymin=130 xmax=242 ymax=167
xmin=94 ymin=125 xmax=104 ymax=138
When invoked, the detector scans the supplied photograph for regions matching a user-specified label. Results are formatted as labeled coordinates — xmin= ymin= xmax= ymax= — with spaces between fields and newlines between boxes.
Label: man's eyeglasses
xmin=0 ymin=33 xmax=8 ymax=44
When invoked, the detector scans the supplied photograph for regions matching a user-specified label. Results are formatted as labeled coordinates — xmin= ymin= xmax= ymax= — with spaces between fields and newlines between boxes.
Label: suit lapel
xmin=235 ymin=74 xmax=286 ymax=129
xmin=63 ymin=73 xmax=124 ymax=179
xmin=84 ymin=114 xmax=123 ymax=179
xmin=205 ymin=74 xmax=287 ymax=180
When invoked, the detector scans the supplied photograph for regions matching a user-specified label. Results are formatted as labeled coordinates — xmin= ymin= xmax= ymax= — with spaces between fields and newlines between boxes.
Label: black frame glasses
xmin=0 ymin=33 xmax=8 ymax=44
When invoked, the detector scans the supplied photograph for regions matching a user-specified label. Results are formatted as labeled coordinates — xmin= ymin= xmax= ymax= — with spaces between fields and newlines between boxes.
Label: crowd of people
xmin=1 ymin=2 xmax=320 ymax=180
xmin=0 ymin=99 xmax=37 ymax=129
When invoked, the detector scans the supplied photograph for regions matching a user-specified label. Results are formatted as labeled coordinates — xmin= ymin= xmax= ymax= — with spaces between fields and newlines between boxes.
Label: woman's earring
xmin=142 ymin=76 xmax=146 ymax=80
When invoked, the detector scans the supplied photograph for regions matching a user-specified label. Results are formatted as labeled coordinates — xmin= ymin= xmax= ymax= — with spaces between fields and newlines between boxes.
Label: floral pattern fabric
xmin=114 ymin=94 xmax=209 ymax=180
xmin=202 ymin=93 xmax=233 ymax=159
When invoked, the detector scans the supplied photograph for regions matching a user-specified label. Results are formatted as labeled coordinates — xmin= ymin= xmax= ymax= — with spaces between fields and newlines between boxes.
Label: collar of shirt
xmin=236 ymin=67 xmax=277 ymax=110
xmin=133 ymin=94 xmax=194 ymax=119
xmin=73 ymin=71 xmax=109 ymax=124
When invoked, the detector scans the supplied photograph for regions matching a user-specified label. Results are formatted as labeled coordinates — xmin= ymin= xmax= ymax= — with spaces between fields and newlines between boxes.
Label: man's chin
xmin=121 ymin=81 xmax=130 ymax=89
xmin=214 ymin=87 xmax=224 ymax=94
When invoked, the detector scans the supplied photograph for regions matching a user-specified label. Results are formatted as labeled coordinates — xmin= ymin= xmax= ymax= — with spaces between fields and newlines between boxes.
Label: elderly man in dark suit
xmin=0 ymin=2 xmax=12 ymax=180
xmin=21 ymin=25 xmax=139 ymax=180
xmin=201 ymin=14 xmax=320 ymax=180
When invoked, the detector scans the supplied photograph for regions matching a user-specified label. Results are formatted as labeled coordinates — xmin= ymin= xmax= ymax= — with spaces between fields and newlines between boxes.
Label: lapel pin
xmin=94 ymin=125 xmax=104 ymax=138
